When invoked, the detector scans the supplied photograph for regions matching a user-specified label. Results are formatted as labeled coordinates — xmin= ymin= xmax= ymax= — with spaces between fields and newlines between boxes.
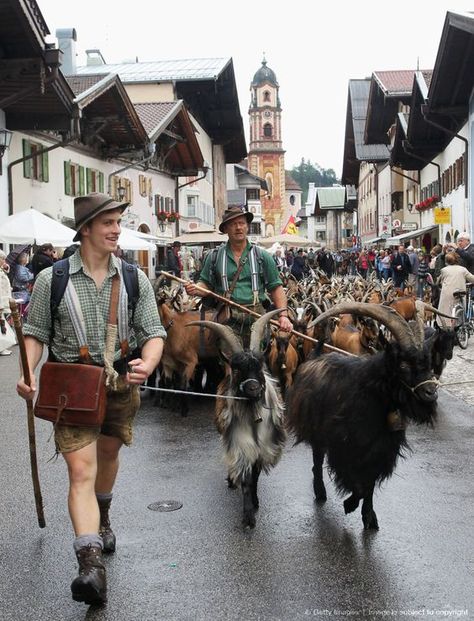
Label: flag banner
xmin=282 ymin=215 xmax=298 ymax=235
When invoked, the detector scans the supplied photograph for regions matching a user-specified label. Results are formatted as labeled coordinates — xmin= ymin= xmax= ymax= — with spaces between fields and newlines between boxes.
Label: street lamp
xmin=407 ymin=203 xmax=414 ymax=213
xmin=158 ymin=219 xmax=167 ymax=233
xmin=117 ymin=185 xmax=126 ymax=201
xmin=0 ymin=128 xmax=13 ymax=159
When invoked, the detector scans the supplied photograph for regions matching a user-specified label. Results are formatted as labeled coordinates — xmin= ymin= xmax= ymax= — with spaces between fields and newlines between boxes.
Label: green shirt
xmin=199 ymin=241 xmax=282 ymax=305
xmin=24 ymin=250 xmax=166 ymax=364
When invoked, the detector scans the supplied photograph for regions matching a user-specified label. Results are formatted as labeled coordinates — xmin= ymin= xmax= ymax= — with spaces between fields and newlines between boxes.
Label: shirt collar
xmin=69 ymin=248 xmax=120 ymax=277
xmin=225 ymin=240 xmax=251 ymax=262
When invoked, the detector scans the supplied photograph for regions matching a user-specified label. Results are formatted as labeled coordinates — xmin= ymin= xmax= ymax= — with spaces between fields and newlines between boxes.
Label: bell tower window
xmin=263 ymin=123 xmax=273 ymax=138
xmin=263 ymin=90 xmax=271 ymax=102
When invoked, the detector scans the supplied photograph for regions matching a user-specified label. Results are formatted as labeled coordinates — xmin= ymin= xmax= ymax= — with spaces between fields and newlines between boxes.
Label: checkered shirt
xmin=24 ymin=250 xmax=166 ymax=364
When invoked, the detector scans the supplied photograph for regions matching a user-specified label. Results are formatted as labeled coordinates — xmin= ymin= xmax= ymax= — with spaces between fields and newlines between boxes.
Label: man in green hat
xmin=185 ymin=206 xmax=292 ymax=344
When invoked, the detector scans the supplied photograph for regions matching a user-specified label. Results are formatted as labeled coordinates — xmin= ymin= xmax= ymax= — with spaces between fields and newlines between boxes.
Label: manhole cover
xmin=147 ymin=500 xmax=183 ymax=512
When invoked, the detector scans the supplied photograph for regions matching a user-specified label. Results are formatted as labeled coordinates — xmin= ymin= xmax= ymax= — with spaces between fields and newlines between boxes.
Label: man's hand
xmin=278 ymin=315 xmax=293 ymax=333
xmin=17 ymin=375 xmax=36 ymax=401
xmin=184 ymin=281 xmax=209 ymax=297
xmin=126 ymin=358 xmax=154 ymax=385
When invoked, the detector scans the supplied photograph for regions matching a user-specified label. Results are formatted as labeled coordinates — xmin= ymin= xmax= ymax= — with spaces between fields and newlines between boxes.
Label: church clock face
xmin=264 ymin=110 xmax=271 ymax=118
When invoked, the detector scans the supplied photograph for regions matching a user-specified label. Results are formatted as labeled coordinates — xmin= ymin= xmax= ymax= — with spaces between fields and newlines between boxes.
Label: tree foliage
xmin=289 ymin=158 xmax=340 ymax=204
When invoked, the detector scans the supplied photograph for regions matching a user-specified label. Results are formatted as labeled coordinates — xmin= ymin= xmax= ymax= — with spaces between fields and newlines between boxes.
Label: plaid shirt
xmin=24 ymin=250 xmax=165 ymax=364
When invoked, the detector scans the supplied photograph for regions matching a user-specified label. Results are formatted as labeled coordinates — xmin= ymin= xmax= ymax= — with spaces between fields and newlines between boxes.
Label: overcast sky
xmin=38 ymin=0 xmax=472 ymax=177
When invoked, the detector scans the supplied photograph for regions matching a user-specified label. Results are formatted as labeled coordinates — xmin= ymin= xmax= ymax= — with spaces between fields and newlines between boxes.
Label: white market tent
xmin=174 ymin=230 xmax=226 ymax=244
xmin=259 ymin=233 xmax=316 ymax=248
xmin=0 ymin=209 xmax=156 ymax=250
xmin=0 ymin=208 xmax=76 ymax=246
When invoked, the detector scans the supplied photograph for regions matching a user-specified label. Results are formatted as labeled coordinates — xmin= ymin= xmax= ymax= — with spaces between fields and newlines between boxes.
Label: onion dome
xmin=252 ymin=56 xmax=278 ymax=87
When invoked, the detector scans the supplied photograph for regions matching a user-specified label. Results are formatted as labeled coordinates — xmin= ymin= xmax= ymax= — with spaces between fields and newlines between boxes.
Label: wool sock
xmin=96 ymin=492 xmax=113 ymax=503
xmin=73 ymin=533 xmax=103 ymax=553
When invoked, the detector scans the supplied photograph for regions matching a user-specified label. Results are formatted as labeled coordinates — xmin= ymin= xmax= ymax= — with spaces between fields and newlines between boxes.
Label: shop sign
xmin=404 ymin=222 xmax=418 ymax=231
xmin=434 ymin=207 xmax=451 ymax=224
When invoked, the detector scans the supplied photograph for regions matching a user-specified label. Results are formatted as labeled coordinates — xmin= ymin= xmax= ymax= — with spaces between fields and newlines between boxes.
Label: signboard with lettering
xmin=403 ymin=222 xmax=418 ymax=231
xmin=434 ymin=207 xmax=451 ymax=224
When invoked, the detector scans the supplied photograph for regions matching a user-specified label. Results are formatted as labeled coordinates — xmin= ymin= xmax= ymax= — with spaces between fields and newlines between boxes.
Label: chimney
xmin=56 ymin=28 xmax=77 ymax=75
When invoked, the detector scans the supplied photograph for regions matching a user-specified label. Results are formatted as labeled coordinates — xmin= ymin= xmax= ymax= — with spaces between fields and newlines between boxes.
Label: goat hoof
xmin=343 ymin=495 xmax=360 ymax=514
xmin=313 ymin=482 xmax=327 ymax=502
xmin=226 ymin=476 xmax=237 ymax=489
xmin=363 ymin=511 xmax=379 ymax=530
xmin=242 ymin=514 xmax=256 ymax=529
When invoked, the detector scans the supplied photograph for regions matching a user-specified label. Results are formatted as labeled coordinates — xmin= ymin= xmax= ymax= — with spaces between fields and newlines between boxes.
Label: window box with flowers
xmin=166 ymin=212 xmax=180 ymax=223
xmin=415 ymin=195 xmax=439 ymax=212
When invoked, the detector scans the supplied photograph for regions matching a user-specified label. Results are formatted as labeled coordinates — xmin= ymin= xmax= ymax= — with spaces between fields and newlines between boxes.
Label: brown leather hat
xmin=73 ymin=192 xmax=129 ymax=242
xmin=218 ymin=206 xmax=253 ymax=233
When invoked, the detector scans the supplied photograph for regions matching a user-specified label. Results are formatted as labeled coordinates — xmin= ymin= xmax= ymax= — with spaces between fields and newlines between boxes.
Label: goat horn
xmin=412 ymin=300 xmax=427 ymax=347
xmin=419 ymin=303 xmax=454 ymax=321
xmin=186 ymin=321 xmax=243 ymax=355
xmin=249 ymin=308 xmax=287 ymax=354
xmin=307 ymin=302 xmax=417 ymax=351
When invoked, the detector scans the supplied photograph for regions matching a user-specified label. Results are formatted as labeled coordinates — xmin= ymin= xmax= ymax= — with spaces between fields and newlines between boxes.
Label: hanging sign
xmin=434 ymin=207 xmax=451 ymax=224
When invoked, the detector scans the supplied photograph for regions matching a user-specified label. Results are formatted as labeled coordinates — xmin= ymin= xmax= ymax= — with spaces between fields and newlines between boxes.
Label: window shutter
xmin=165 ymin=197 xmax=170 ymax=211
xmin=23 ymin=139 xmax=32 ymax=178
xmin=147 ymin=178 xmax=152 ymax=197
xmin=64 ymin=161 xmax=72 ymax=195
xmin=169 ymin=198 xmax=174 ymax=211
xmin=41 ymin=151 xmax=49 ymax=182
xmin=86 ymin=168 xmax=92 ymax=193
xmin=99 ymin=172 xmax=104 ymax=193
xmin=78 ymin=166 xmax=85 ymax=195
xmin=154 ymin=194 xmax=160 ymax=216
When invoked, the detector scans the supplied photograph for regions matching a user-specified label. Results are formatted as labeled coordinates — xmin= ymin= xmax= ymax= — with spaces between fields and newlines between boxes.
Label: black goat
xmin=287 ymin=302 xmax=438 ymax=530
xmin=189 ymin=309 xmax=286 ymax=529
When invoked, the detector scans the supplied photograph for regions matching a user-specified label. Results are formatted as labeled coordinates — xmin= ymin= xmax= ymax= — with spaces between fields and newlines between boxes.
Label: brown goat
xmin=157 ymin=303 xmax=220 ymax=415
xmin=329 ymin=315 xmax=379 ymax=355
xmin=266 ymin=330 xmax=299 ymax=394
xmin=385 ymin=295 xmax=416 ymax=321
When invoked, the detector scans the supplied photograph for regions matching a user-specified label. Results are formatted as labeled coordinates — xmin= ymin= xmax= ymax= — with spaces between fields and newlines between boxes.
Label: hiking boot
xmin=97 ymin=496 xmax=116 ymax=554
xmin=70 ymin=545 xmax=107 ymax=605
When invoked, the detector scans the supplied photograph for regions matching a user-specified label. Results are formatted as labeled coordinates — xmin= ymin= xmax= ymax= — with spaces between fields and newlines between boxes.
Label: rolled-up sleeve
xmin=23 ymin=269 xmax=53 ymax=344
xmin=132 ymin=270 xmax=166 ymax=347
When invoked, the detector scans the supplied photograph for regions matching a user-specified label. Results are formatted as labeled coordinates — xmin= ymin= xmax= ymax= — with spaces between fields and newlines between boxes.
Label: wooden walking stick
xmin=159 ymin=271 xmax=356 ymax=357
xmin=9 ymin=299 xmax=46 ymax=528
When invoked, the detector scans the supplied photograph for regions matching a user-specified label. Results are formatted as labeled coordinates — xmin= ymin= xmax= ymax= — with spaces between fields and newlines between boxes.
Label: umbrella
xmin=0 ymin=208 xmax=75 ymax=246
xmin=5 ymin=244 xmax=31 ymax=268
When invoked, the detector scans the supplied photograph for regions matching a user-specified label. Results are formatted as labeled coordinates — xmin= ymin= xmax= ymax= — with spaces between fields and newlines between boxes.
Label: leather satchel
xmin=34 ymin=362 xmax=106 ymax=427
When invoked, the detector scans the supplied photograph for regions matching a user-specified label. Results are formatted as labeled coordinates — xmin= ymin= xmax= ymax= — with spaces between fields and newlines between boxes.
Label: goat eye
xmin=399 ymin=362 xmax=410 ymax=372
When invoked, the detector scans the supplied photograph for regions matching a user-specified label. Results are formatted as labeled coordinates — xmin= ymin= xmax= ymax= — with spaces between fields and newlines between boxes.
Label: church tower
xmin=248 ymin=57 xmax=286 ymax=236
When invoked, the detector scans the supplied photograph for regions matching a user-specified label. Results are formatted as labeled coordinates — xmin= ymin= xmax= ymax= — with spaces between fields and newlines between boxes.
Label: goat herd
xmin=151 ymin=271 xmax=456 ymax=531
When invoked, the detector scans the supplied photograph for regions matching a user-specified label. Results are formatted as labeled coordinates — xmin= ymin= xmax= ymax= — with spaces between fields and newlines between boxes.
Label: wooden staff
xmin=9 ymin=299 xmax=46 ymax=528
xmin=159 ymin=271 xmax=356 ymax=358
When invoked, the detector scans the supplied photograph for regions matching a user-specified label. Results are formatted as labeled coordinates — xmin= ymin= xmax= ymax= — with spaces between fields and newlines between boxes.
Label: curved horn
xmin=249 ymin=308 xmax=286 ymax=354
xmin=420 ymin=303 xmax=454 ymax=321
xmin=186 ymin=321 xmax=243 ymax=355
xmin=307 ymin=302 xmax=417 ymax=351
xmin=412 ymin=300 xmax=427 ymax=347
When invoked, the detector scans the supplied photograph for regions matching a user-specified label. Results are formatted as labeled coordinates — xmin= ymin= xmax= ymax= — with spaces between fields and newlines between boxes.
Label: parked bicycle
xmin=452 ymin=283 xmax=474 ymax=349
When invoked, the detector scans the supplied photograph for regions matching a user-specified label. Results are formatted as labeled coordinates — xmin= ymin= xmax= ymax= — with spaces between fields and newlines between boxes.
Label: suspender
xmin=219 ymin=245 xmax=261 ymax=304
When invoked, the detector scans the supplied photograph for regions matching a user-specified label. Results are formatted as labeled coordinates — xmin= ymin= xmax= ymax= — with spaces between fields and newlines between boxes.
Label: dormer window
xmin=263 ymin=90 xmax=271 ymax=102
xmin=263 ymin=123 xmax=273 ymax=137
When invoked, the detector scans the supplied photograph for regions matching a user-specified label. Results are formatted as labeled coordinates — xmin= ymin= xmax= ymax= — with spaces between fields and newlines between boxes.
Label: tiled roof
xmin=134 ymin=102 xmax=180 ymax=135
xmin=65 ymin=74 xmax=107 ymax=96
xmin=373 ymin=69 xmax=430 ymax=96
xmin=76 ymin=58 xmax=230 ymax=83
xmin=349 ymin=80 xmax=390 ymax=161
xmin=285 ymin=171 xmax=302 ymax=191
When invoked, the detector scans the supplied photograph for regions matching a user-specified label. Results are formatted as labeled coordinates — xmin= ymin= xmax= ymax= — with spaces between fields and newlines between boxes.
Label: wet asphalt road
xmin=0 ymin=349 xmax=473 ymax=621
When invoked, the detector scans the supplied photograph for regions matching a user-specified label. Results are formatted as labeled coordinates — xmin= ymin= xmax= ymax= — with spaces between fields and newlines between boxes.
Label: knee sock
xmin=96 ymin=492 xmax=113 ymax=503
xmin=73 ymin=533 xmax=103 ymax=553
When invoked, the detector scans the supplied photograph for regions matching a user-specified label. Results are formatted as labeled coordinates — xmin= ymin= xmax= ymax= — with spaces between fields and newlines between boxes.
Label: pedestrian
xmin=12 ymin=251 xmax=34 ymax=300
xmin=31 ymin=243 xmax=56 ymax=278
xmin=307 ymin=247 xmax=315 ymax=268
xmin=184 ymin=206 xmax=292 ymax=347
xmin=417 ymin=252 xmax=430 ymax=298
xmin=391 ymin=245 xmax=412 ymax=289
xmin=407 ymin=245 xmax=419 ymax=292
xmin=318 ymin=246 xmax=334 ymax=278
xmin=290 ymin=248 xmax=307 ymax=281
xmin=357 ymin=250 xmax=369 ymax=279
xmin=454 ymin=232 xmax=474 ymax=273
xmin=380 ymin=250 xmax=392 ymax=281
xmin=437 ymin=252 xmax=474 ymax=327
xmin=16 ymin=192 xmax=166 ymax=606
xmin=0 ymin=249 xmax=15 ymax=355
xmin=273 ymin=247 xmax=286 ymax=271
xmin=166 ymin=240 xmax=183 ymax=276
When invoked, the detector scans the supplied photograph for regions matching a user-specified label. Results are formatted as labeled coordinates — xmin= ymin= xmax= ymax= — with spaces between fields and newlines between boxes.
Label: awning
xmin=385 ymin=224 xmax=439 ymax=245
xmin=363 ymin=236 xmax=386 ymax=245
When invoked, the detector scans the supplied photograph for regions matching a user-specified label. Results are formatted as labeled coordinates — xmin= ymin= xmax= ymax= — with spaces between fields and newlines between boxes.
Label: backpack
xmin=50 ymin=258 xmax=139 ymax=325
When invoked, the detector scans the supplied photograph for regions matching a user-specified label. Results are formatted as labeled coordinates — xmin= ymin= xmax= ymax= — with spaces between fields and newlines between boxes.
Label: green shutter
xmin=78 ymin=166 xmax=85 ymax=195
xmin=41 ymin=151 xmax=49 ymax=182
xmin=64 ymin=161 xmax=72 ymax=195
xmin=22 ymin=139 xmax=32 ymax=178
xmin=86 ymin=168 xmax=92 ymax=193
xmin=98 ymin=172 xmax=104 ymax=193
